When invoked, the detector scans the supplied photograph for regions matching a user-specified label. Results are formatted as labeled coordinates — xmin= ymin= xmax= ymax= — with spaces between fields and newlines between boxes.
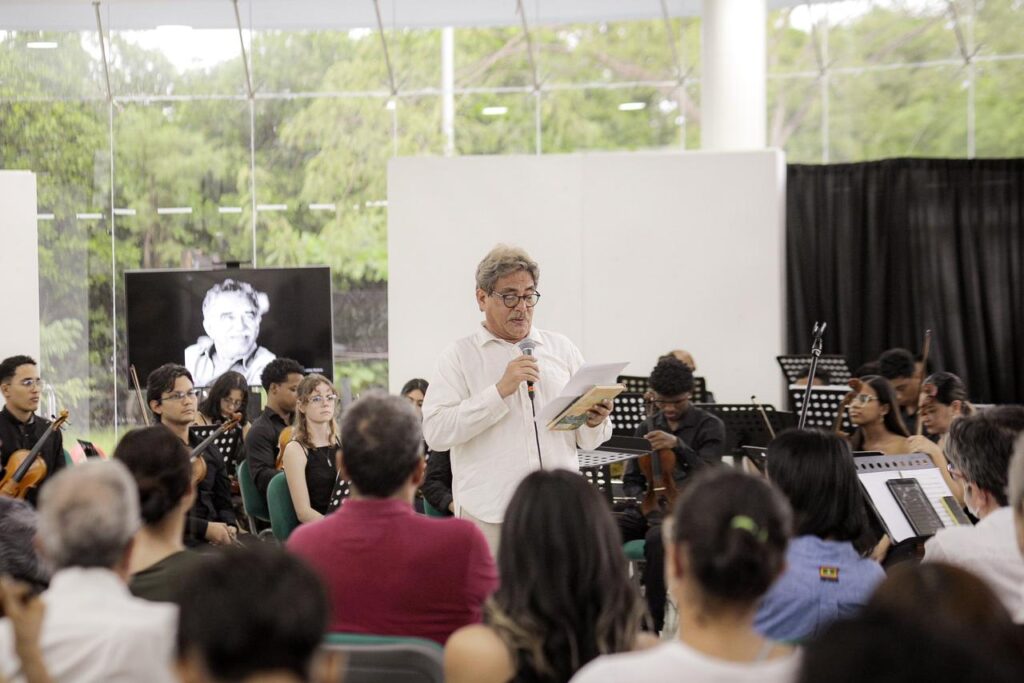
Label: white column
xmin=0 ymin=171 xmax=40 ymax=365
xmin=441 ymin=26 xmax=455 ymax=156
xmin=701 ymin=0 xmax=767 ymax=150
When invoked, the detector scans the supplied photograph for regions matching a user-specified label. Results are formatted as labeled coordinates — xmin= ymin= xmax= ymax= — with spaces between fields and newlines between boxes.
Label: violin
xmin=0 ymin=410 xmax=70 ymax=500
xmin=275 ymin=425 xmax=293 ymax=470
xmin=189 ymin=412 xmax=243 ymax=487
xmin=637 ymin=395 xmax=678 ymax=517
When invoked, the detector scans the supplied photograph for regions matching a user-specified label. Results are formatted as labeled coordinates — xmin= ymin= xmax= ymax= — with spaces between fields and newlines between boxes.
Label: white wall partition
xmin=0 ymin=171 xmax=41 ymax=365
xmin=388 ymin=150 xmax=786 ymax=406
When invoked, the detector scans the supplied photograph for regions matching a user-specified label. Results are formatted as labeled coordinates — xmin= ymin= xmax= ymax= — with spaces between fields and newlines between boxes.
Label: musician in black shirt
xmin=0 ymin=355 xmax=64 ymax=507
xmin=244 ymin=358 xmax=304 ymax=499
xmin=618 ymin=355 xmax=725 ymax=632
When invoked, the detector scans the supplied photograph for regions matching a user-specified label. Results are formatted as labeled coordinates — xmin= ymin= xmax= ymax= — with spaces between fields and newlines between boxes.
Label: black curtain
xmin=786 ymin=158 xmax=1024 ymax=404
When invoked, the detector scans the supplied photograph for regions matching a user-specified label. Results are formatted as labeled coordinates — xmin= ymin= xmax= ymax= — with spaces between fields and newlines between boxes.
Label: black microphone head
xmin=518 ymin=339 xmax=537 ymax=356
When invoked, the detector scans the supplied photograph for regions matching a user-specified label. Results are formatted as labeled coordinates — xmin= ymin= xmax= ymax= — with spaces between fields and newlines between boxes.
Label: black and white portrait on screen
xmin=185 ymin=278 xmax=277 ymax=387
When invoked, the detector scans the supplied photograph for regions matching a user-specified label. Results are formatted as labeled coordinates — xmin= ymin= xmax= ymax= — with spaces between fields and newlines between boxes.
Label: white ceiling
xmin=0 ymin=0 xmax=835 ymax=31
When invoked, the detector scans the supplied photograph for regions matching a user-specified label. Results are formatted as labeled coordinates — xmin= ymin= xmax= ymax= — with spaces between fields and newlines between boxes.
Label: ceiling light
xmin=27 ymin=42 xmax=58 ymax=50
xmin=618 ymin=102 xmax=646 ymax=112
xmin=481 ymin=106 xmax=508 ymax=116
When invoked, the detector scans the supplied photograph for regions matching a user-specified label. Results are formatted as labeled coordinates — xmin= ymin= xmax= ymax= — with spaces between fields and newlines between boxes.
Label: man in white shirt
xmin=422 ymin=245 xmax=613 ymax=553
xmin=924 ymin=405 xmax=1024 ymax=621
xmin=0 ymin=460 xmax=177 ymax=683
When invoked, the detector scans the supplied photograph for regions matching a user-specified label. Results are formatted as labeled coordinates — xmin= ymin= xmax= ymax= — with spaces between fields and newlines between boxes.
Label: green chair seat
xmin=421 ymin=497 xmax=447 ymax=518
xmin=237 ymin=459 xmax=271 ymax=534
xmin=324 ymin=632 xmax=442 ymax=651
xmin=623 ymin=539 xmax=646 ymax=561
xmin=267 ymin=471 xmax=300 ymax=542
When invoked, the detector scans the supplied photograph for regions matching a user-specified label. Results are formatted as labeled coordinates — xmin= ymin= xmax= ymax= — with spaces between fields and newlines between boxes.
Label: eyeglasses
xmin=4 ymin=378 xmax=45 ymax=389
xmin=651 ymin=396 xmax=689 ymax=408
xmin=220 ymin=397 xmax=245 ymax=408
xmin=851 ymin=394 xmax=880 ymax=406
xmin=159 ymin=389 xmax=200 ymax=403
xmin=490 ymin=291 xmax=541 ymax=308
xmin=307 ymin=394 xmax=338 ymax=405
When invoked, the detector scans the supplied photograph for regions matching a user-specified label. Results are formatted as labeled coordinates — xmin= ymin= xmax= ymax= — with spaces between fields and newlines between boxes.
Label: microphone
xmin=518 ymin=339 xmax=537 ymax=396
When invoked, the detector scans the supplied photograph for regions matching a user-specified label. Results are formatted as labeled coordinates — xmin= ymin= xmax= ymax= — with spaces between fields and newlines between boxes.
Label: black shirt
xmin=302 ymin=444 xmax=340 ymax=515
xmin=0 ymin=407 xmax=65 ymax=507
xmin=244 ymin=407 xmax=291 ymax=498
xmin=623 ymin=405 xmax=725 ymax=498
xmin=186 ymin=428 xmax=237 ymax=546
xmin=421 ymin=449 xmax=454 ymax=515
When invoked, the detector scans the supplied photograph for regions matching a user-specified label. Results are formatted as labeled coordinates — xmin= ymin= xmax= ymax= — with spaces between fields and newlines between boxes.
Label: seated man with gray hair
xmin=924 ymin=405 xmax=1024 ymax=622
xmin=288 ymin=391 xmax=497 ymax=645
xmin=0 ymin=498 xmax=50 ymax=593
xmin=0 ymin=460 xmax=177 ymax=682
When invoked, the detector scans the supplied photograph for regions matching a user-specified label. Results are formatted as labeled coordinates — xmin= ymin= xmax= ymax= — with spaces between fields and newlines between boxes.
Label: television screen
xmin=125 ymin=267 xmax=333 ymax=387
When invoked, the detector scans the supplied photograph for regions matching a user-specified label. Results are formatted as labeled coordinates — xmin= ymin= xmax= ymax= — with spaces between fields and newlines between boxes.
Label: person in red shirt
xmin=287 ymin=391 xmax=497 ymax=644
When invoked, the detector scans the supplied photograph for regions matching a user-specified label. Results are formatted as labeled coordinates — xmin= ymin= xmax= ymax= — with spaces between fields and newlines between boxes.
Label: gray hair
xmin=1010 ymin=434 xmax=1024 ymax=513
xmin=340 ymin=390 xmax=423 ymax=498
xmin=475 ymin=245 xmax=540 ymax=293
xmin=945 ymin=405 xmax=1024 ymax=507
xmin=202 ymin=278 xmax=270 ymax=316
xmin=0 ymin=497 xmax=50 ymax=589
xmin=37 ymin=460 xmax=141 ymax=570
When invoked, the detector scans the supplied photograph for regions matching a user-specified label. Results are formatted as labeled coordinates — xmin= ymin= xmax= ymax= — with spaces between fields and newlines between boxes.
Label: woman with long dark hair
xmin=847 ymin=375 xmax=910 ymax=455
xmin=445 ymin=470 xmax=649 ymax=683
xmin=755 ymin=430 xmax=884 ymax=641
xmin=194 ymin=370 xmax=250 ymax=471
xmin=573 ymin=469 xmax=798 ymax=683
xmin=907 ymin=371 xmax=972 ymax=503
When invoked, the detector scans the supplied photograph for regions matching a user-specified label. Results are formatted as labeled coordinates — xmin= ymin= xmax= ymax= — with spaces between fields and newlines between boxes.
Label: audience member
xmin=847 ymin=375 xmax=911 ymax=454
xmin=147 ymin=363 xmax=237 ymax=547
xmin=401 ymin=378 xmax=428 ymax=419
xmin=755 ymin=430 xmax=883 ymax=641
xmin=446 ymin=470 xmax=649 ymax=683
xmin=281 ymin=374 xmax=342 ymax=523
xmin=175 ymin=545 xmax=334 ymax=683
xmin=924 ymin=406 xmax=1024 ymax=619
xmin=115 ymin=426 xmax=205 ymax=603
xmin=572 ymin=468 xmax=797 ymax=683
xmin=246 ymin=358 xmax=304 ymax=499
xmin=869 ymin=562 xmax=1024 ymax=666
xmin=1011 ymin=435 xmax=1024 ymax=558
xmin=797 ymin=608 xmax=1021 ymax=683
xmin=0 ymin=577 xmax=50 ymax=683
xmin=619 ymin=355 xmax=725 ymax=632
xmin=289 ymin=391 xmax=496 ymax=644
xmin=878 ymin=348 xmax=921 ymax=433
xmin=0 ymin=498 xmax=49 ymax=592
xmin=0 ymin=461 xmax=177 ymax=682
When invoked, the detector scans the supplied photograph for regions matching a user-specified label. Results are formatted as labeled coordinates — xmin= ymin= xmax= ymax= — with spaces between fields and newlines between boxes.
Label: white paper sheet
xmin=535 ymin=361 xmax=629 ymax=425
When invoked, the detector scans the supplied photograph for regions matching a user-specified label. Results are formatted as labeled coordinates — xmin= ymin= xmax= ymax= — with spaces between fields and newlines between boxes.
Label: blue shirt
xmin=755 ymin=535 xmax=885 ymax=643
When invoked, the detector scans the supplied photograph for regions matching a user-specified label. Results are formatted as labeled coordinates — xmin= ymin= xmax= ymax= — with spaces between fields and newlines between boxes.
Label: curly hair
xmin=649 ymin=355 xmax=695 ymax=396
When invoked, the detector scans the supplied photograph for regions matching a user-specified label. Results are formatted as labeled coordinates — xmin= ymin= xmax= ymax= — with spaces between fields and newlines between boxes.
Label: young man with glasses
xmin=619 ymin=354 xmax=725 ymax=633
xmin=422 ymin=245 xmax=613 ymax=555
xmin=146 ymin=363 xmax=238 ymax=547
xmin=0 ymin=355 xmax=65 ymax=507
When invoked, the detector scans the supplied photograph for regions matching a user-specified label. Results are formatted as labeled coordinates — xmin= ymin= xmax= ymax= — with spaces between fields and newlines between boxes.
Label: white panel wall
xmin=388 ymin=151 xmax=786 ymax=407
xmin=0 ymin=171 xmax=41 ymax=366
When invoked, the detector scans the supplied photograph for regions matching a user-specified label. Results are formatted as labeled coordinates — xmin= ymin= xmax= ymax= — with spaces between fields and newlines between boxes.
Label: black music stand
xmin=578 ymin=436 xmax=650 ymax=506
xmin=610 ymin=392 xmax=648 ymax=437
xmin=777 ymin=354 xmax=852 ymax=386
xmin=616 ymin=374 xmax=710 ymax=403
xmin=787 ymin=385 xmax=853 ymax=432
xmin=189 ymin=424 xmax=243 ymax=470
xmin=695 ymin=403 xmax=795 ymax=458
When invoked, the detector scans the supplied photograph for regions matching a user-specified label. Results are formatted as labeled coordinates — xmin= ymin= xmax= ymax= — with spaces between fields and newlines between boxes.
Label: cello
xmin=0 ymin=410 xmax=70 ymax=500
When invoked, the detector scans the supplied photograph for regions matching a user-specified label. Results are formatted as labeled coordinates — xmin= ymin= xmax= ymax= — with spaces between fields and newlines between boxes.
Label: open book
xmin=535 ymin=361 xmax=628 ymax=431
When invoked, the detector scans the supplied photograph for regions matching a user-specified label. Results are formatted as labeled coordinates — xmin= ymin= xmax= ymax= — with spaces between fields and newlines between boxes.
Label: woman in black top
xmin=194 ymin=371 xmax=250 ymax=474
xmin=281 ymin=374 xmax=341 ymax=522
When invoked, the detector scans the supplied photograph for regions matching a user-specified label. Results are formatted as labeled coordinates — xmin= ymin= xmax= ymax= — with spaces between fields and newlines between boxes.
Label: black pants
xmin=616 ymin=507 xmax=667 ymax=632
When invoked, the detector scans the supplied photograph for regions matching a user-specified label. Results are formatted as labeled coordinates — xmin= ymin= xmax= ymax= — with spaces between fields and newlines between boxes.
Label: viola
xmin=275 ymin=426 xmax=293 ymax=470
xmin=189 ymin=412 xmax=243 ymax=487
xmin=637 ymin=395 xmax=679 ymax=517
xmin=0 ymin=410 xmax=70 ymax=500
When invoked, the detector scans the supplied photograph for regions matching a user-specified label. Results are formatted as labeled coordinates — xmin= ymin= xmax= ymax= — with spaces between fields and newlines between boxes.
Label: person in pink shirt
xmin=288 ymin=391 xmax=497 ymax=644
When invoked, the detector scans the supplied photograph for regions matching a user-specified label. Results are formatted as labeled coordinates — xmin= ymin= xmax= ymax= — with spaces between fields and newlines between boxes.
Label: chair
xmin=623 ymin=539 xmax=645 ymax=586
xmin=321 ymin=634 xmax=443 ymax=683
xmin=267 ymin=471 xmax=300 ymax=542
xmin=237 ymin=459 xmax=271 ymax=535
xmin=421 ymin=497 xmax=446 ymax=518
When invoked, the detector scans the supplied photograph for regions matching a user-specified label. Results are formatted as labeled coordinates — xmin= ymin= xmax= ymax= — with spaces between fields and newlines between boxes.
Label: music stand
xmin=190 ymin=424 xmax=242 ymax=469
xmin=695 ymin=403 xmax=795 ymax=458
xmin=579 ymin=436 xmax=650 ymax=506
xmin=610 ymin=392 xmax=648 ymax=437
xmin=616 ymin=374 xmax=710 ymax=403
xmin=787 ymin=385 xmax=854 ymax=432
xmin=777 ymin=354 xmax=852 ymax=386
